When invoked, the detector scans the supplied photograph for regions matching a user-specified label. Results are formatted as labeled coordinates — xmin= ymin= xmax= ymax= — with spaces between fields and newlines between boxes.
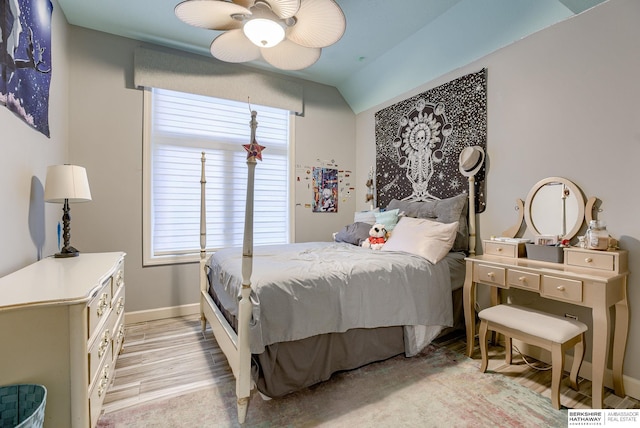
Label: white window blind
xmin=145 ymin=88 xmax=290 ymax=264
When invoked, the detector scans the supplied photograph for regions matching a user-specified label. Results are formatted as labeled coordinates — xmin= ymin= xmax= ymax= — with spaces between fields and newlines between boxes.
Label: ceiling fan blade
xmin=261 ymin=39 xmax=321 ymax=70
xmin=175 ymin=0 xmax=250 ymax=31
xmin=232 ymin=0 xmax=255 ymax=7
xmin=210 ymin=29 xmax=261 ymax=62
xmin=266 ymin=0 xmax=300 ymax=19
xmin=287 ymin=0 xmax=345 ymax=48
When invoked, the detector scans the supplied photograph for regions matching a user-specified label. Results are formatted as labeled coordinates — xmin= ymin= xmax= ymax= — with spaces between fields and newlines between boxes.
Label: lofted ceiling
xmin=56 ymin=0 xmax=606 ymax=113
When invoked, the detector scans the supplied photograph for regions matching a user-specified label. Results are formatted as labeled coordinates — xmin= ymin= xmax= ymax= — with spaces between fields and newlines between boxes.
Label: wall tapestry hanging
xmin=374 ymin=68 xmax=487 ymax=213
xmin=1 ymin=0 xmax=53 ymax=137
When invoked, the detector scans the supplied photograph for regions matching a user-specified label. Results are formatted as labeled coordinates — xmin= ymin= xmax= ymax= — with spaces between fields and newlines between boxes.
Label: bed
xmin=197 ymin=112 xmax=480 ymax=423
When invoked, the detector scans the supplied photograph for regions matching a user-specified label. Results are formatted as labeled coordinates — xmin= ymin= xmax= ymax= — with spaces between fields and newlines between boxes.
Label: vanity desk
xmin=465 ymin=177 xmax=630 ymax=409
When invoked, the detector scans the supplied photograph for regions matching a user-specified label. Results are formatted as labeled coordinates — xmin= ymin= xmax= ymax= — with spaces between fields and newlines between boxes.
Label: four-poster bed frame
xmin=197 ymin=111 xmax=479 ymax=423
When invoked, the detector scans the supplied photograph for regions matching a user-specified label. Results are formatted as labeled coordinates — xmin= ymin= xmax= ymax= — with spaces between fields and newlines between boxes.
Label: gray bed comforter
xmin=207 ymin=241 xmax=454 ymax=355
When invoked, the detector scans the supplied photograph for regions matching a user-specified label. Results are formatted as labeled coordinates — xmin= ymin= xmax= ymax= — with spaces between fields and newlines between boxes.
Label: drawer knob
xmin=585 ymin=257 xmax=593 ymax=263
xmin=518 ymin=276 xmax=526 ymax=282
xmin=557 ymin=285 xmax=566 ymax=291
xmin=487 ymin=272 xmax=495 ymax=279
xmin=497 ymin=248 xmax=503 ymax=252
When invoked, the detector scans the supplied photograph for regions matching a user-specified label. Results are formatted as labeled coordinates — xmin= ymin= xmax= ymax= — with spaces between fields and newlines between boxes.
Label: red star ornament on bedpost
xmin=243 ymin=139 xmax=266 ymax=161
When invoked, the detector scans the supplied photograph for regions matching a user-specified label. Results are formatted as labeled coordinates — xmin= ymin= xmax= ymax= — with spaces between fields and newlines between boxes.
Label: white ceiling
xmin=56 ymin=0 xmax=606 ymax=113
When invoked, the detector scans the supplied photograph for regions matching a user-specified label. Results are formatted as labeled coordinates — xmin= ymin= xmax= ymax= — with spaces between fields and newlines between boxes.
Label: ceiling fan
xmin=175 ymin=0 xmax=346 ymax=70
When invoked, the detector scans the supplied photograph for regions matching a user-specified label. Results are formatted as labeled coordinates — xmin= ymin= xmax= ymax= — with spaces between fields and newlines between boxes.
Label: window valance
xmin=134 ymin=46 xmax=303 ymax=114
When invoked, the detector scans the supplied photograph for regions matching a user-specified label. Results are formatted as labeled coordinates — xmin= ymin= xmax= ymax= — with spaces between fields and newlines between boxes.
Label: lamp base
xmin=55 ymin=246 xmax=80 ymax=258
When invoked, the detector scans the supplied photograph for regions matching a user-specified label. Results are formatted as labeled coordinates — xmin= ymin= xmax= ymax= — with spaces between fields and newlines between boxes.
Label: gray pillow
xmin=387 ymin=193 xmax=469 ymax=252
xmin=334 ymin=222 xmax=372 ymax=246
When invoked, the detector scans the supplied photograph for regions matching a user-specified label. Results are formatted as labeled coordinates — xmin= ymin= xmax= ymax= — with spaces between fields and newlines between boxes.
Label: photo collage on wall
xmin=1 ymin=0 xmax=53 ymax=137
xmin=374 ymin=69 xmax=487 ymax=212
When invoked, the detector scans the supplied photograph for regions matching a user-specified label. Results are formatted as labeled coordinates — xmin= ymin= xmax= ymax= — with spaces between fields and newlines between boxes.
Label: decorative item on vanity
xmin=174 ymin=0 xmax=346 ymax=70
xmin=44 ymin=165 xmax=92 ymax=258
xmin=459 ymin=145 xmax=485 ymax=255
xmin=585 ymin=220 xmax=609 ymax=250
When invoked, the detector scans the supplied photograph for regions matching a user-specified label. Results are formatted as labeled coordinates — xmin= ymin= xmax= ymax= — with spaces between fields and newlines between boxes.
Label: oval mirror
xmin=524 ymin=177 xmax=585 ymax=241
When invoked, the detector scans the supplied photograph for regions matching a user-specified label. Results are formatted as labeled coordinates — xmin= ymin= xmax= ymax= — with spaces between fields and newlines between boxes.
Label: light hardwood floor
xmin=99 ymin=315 xmax=639 ymax=419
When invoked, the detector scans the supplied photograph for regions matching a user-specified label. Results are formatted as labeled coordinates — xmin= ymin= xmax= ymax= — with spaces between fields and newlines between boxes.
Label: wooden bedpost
xmin=468 ymin=175 xmax=477 ymax=255
xmin=236 ymin=110 xmax=260 ymax=423
xmin=200 ymin=152 xmax=207 ymax=331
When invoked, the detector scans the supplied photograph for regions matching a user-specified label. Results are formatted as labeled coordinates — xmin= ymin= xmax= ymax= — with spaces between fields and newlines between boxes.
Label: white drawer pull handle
xmin=487 ymin=272 xmax=495 ymax=279
xmin=98 ymin=329 xmax=110 ymax=358
xmin=97 ymin=293 xmax=109 ymax=317
xmin=518 ymin=276 xmax=526 ymax=282
xmin=557 ymin=285 xmax=566 ymax=291
xmin=98 ymin=364 xmax=110 ymax=398
xmin=118 ymin=325 xmax=126 ymax=341
xmin=116 ymin=297 xmax=125 ymax=315
xmin=585 ymin=257 xmax=593 ymax=263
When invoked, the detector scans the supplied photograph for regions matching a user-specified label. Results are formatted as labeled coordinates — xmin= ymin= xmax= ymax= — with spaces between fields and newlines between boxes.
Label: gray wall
xmin=356 ymin=0 xmax=640 ymax=383
xmin=64 ymin=27 xmax=356 ymax=314
xmin=0 ymin=2 xmax=68 ymax=277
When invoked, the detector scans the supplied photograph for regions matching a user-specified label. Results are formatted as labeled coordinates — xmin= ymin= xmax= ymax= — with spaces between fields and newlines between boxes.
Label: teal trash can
xmin=0 ymin=384 xmax=47 ymax=428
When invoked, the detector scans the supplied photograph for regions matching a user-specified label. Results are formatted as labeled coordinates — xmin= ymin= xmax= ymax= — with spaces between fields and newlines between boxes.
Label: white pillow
xmin=382 ymin=217 xmax=459 ymax=264
xmin=353 ymin=208 xmax=379 ymax=224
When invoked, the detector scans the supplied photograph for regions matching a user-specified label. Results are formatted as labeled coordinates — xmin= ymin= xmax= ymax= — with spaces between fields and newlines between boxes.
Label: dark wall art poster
xmin=374 ymin=69 xmax=487 ymax=213
xmin=1 ymin=0 xmax=53 ymax=137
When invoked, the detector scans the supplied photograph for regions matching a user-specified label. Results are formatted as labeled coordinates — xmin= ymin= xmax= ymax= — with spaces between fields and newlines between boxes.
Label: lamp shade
xmin=44 ymin=165 xmax=92 ymax=203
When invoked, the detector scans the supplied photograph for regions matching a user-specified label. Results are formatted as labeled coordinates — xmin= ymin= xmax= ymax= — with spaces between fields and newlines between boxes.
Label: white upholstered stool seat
xmin=478 ymin=304 xmax=588 ymax=410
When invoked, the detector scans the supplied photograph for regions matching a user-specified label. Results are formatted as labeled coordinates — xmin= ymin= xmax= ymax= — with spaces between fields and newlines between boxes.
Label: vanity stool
xmin=478 ymin=304 xmax=587 ymax=410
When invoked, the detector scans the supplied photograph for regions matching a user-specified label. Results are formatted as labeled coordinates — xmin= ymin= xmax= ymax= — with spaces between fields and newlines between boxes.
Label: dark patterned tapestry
xmin=374 ymin=69 xmax=487 ymax=213
xmin=1 ymin=0 xmax=53 ymax=137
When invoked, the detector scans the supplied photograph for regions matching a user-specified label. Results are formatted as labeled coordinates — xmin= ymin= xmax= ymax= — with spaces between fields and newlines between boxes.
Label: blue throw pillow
xmin=374 ymin=209 xmax=400 ymax=230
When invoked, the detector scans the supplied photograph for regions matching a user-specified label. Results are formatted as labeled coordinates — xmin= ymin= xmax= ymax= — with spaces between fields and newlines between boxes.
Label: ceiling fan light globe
xmin=243 ymin=18 xmax=285 ymax=47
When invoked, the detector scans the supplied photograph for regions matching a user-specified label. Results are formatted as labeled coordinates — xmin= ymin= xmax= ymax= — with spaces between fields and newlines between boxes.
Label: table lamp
xmin=44 ymin=164 xmax=92 ymax=257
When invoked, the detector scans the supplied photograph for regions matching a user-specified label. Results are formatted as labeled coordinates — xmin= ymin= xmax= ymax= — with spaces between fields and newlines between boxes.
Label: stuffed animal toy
xmin=362 ymin=223 xmax=388 ymax=250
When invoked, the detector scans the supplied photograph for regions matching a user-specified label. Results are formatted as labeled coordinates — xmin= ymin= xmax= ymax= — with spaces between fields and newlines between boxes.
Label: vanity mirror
xmin=524 ymin=177 xmax=585 ymax=241
xmin=502 ymin=176 xmax=595 ymax=242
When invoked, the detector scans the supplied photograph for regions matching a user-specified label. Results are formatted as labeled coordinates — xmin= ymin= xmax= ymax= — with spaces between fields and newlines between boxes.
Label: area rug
xmin=97 ymin=344 xmax=567 ymax=427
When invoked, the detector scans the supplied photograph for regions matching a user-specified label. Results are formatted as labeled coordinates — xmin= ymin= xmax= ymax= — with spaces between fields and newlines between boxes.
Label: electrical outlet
xmin=565 ymin=313 xmax=578 ymax=320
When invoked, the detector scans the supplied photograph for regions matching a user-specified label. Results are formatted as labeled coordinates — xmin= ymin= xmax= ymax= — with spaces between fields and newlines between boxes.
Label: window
xmin=143 ymin=88 xmax=292 ymax=265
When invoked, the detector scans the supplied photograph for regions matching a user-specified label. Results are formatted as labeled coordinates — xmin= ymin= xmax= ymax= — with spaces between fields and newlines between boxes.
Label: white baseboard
xmin=124 ymin=303 xmax=200 ymax=325
xmin=513 ymin=340 xmax=640 ymax=402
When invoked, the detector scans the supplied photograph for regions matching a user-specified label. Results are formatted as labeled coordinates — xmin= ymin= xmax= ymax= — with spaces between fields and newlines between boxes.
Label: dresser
xmin=0 ymin=252 xmax=126 ymax=428
xmin=463 ymin=247 xmax=628 ymax=409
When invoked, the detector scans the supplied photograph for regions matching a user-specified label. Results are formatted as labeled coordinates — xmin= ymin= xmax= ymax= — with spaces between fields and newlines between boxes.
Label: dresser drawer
xmin=88 ymin=279 xmax=112 ymax=340
xmin=507 ymin=269 xmax=540 ymax=291
xmin=475 ymin=264 xmax=506 ymax=287
xmin=565 ymin=249 xmax=615 ymax=271
xmin=542 ymin=276 xmax=583 ymax=303
xmin=483 ymin=240 xmax=526 ymax=258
